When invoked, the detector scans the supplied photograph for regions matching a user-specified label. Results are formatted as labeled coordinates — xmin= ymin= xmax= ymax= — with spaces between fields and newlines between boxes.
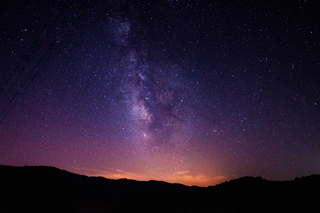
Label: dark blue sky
xmin=0 ymin=0 xmax=319 ymax=186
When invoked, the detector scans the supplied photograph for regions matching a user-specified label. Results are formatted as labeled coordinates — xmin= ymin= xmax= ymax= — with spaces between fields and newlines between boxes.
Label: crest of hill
xmin=1 ymin=165 xmax=320 ymax=213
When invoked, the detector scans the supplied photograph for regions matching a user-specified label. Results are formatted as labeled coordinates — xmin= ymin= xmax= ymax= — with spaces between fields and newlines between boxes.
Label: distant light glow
xmin=0 ymin=0 xmax=319 ymax=186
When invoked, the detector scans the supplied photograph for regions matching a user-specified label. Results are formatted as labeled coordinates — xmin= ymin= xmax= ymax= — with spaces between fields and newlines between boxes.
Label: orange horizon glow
xmin=71 ymin=167 xmax=228 ymax=187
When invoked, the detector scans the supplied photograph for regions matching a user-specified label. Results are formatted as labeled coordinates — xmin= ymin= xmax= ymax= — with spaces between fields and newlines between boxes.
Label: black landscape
xmin=1 ymin=165 xmax=319 ymax=213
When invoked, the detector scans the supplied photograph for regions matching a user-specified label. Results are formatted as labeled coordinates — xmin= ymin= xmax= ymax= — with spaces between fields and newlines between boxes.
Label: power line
xmin=0 ymin=0 xmax=92 ymax=125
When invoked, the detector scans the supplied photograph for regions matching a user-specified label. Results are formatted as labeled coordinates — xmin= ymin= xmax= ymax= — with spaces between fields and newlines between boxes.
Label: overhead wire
xmin=0 ymin=0 xmax=92 ymax=124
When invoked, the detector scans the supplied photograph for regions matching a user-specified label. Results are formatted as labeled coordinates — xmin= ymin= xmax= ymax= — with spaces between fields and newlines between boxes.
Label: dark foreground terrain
xmin=0 ymin=165 xmax=319 ymax=212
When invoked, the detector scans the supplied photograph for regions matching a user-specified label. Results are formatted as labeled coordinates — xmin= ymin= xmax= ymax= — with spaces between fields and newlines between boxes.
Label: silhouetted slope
xmin=199 ymin=176 xmax=320 ymax=212
xmin=0 ymin=165 xmax=320 ymax=213
xmin=0 ymin=165 xmax=192 ymax=213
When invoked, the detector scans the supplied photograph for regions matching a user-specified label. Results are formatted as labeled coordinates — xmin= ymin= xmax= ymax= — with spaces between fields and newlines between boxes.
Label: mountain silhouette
xmin=0 ymin=165 xmax=319 ymax=212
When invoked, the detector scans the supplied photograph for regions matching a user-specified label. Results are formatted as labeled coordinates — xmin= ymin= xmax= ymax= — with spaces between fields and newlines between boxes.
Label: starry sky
xmin=0 ymin=0 xmax=319 ymax=187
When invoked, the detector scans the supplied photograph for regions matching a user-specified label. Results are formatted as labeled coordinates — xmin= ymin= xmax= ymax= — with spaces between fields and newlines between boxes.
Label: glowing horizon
xmin=1 ymin=1 xmax=319 ymax=186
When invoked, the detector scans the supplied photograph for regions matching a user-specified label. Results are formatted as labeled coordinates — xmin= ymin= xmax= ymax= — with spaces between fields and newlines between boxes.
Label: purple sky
xmin=0 ymin=0 xmax=319 ymax=186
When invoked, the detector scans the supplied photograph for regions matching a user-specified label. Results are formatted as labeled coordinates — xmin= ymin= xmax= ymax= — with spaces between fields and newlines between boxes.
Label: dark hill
xmin=0 ymin=165 xmax=319 ymax=212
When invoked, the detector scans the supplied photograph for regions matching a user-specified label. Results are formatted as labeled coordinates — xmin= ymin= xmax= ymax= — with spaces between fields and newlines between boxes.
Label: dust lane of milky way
xmin=0 ymin=1 xmax=319 ymax=186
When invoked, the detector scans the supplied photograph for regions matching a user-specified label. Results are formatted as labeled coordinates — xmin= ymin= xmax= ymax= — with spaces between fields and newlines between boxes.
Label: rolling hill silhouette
xmin=0 ymin=165 xmax=319 ymax=212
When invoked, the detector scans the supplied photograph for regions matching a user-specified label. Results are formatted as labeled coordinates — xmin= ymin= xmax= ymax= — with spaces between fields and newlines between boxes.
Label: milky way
xmin=104 ymin=15 xmax=199 ymax=150
xmin=0 ymin=1 xmax=319 ymax=186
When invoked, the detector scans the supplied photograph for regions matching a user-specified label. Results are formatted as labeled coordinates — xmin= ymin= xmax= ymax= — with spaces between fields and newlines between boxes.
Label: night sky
xmin=1 ymin=0 xmax=319 ymax=187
